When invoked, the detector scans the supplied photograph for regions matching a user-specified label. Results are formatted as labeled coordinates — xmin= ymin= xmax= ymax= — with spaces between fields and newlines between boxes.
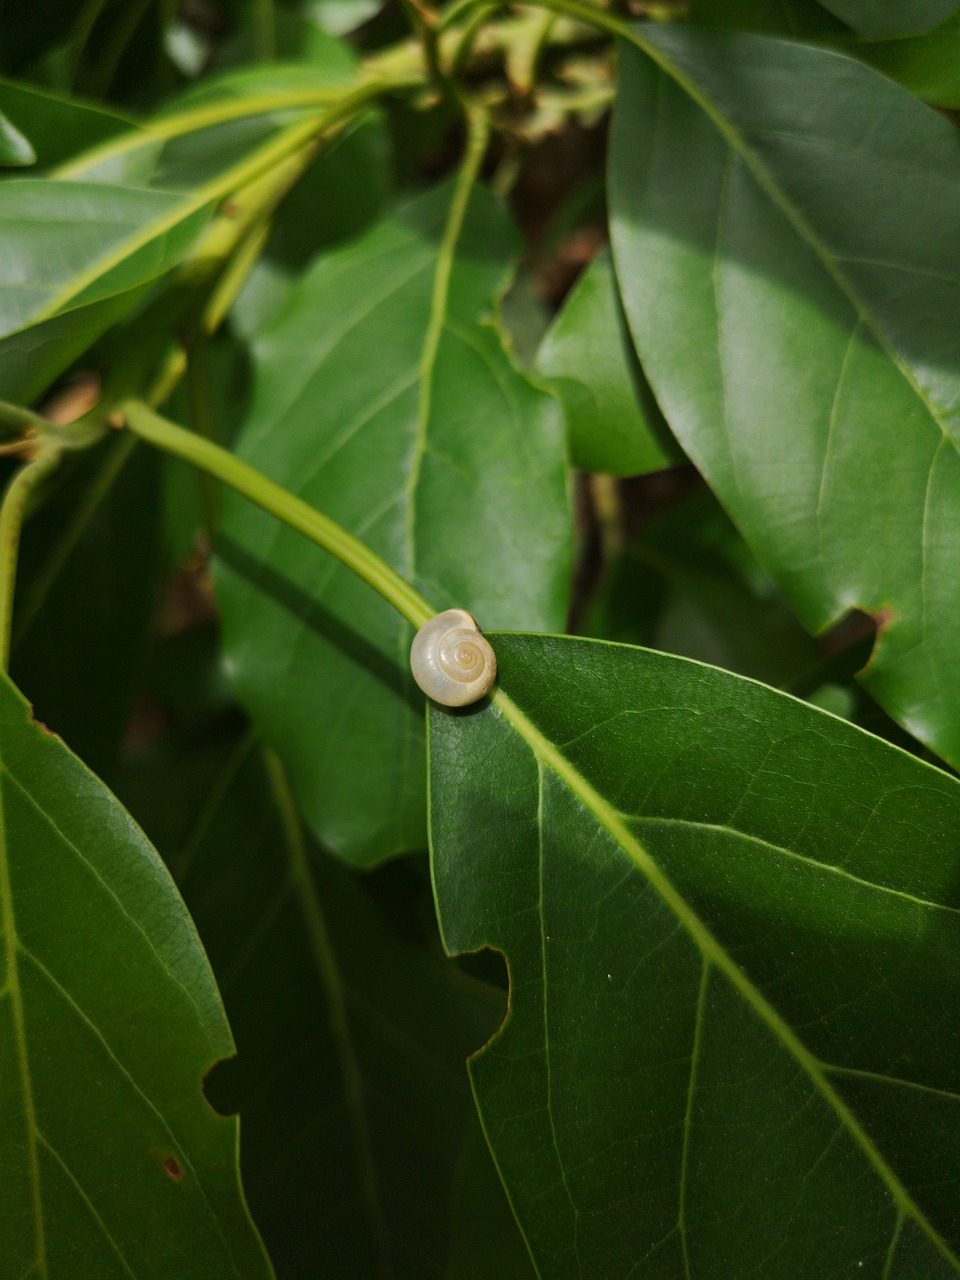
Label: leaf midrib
xmin=405 ymin=128 xmax=488 ymax=590
xmin=23 ymin=186 xmax=212 ymax=331
xmin=52 ymin=87 xmax=344 ymax=182
xmin=491 ymin=683 xmax=960 ymax=1272
xmin=17 ymin=100 xmax=339 ymax=336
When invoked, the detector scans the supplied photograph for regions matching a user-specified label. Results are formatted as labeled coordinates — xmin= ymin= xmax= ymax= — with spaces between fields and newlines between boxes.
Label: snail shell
xmin=410 ymin=609 xmax=497 ymax=707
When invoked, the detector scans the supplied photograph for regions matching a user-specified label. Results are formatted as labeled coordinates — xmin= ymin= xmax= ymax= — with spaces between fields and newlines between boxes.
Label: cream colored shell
xmin=410 ymin=609 xmax=497 ymax=707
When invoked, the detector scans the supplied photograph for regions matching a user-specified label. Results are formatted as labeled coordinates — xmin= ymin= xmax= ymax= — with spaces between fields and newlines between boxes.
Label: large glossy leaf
xmin=609 ymin=27 xmax=960 ymax=767
xmin=0 ymin=672 xmax=271 ymax=1276
xmin=430 ymin=634 xmax=960 ymax=1277
xmin=216 ymin=183 xmax=570 ymax=866
xmin=535 ymin=247 xmax=682 ymax=476
xmin=687 ymin=2 xmax=960 ymax=107
xmin=150 ymin=732 xmax=510 ymax=1278
xmin=0 ymin=179 xmax=211 ymax=401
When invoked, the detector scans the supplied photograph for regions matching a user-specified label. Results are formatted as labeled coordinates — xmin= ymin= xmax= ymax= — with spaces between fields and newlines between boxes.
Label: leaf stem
xmin=121 ymin=402 xmax=436 ymax=630
xmin=0 ymin=401 xmax=47 ymax=440
xmin=0 ymin=450 xmax=62 ymax=671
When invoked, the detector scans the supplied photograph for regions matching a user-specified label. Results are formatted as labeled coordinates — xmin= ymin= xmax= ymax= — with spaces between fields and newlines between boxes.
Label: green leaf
xmin=582 ymin=490 xmax=819 ymax=686
xmin=231 ymin=108 xmax=390 ymax=336
xmin=447 ymin=1110 xmax=537 ymax=1280
xmin=0 ymin=179 xmax=211 ymax=401
xmin=535 ymin=247 xmax=683 ymax=476
xmin=216 ymin=183 xmax=570 ymax=866
xmin=60 ymin=59 xmax=355 ymax=189
xmin=816 ymin=0 xmax=959 ymax=36
xmin=430 ymin=635 xmax=960 ymax=1276
xmin=11 ymin=438 xmax=163 ymax=784
xmin=853 ymin=11 xmax=960 ymax=107
xmin=0 ymin=672 xmax=272 ymax=1276
xmin=175 ymin=57 xmax=357 ymax=109
xmin=163 ymin=735 xmax=507 ymax=1278
xmin=609 ymin=27 xmax=960 ymax=767
xmin=0 ymin=77 xmax=132 ymax=169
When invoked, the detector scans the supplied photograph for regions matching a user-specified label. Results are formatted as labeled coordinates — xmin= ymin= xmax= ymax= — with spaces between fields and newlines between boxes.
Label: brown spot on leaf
xmin=162 ymin=1156 xmax=183 ymax=1181
xmin=872 ymin=606 xmax=895 ymax=634
xmin=26 ymin=705 xmax=55 ymax=736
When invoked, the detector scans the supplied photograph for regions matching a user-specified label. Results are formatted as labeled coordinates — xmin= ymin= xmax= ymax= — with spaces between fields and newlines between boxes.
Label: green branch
xmin=122 ymin=402 xmax=436 ymax=630
xmin=0 ymin=450 xmax=62 ymax=671
xmin=0 ymin=402 xmax=47 ymax=441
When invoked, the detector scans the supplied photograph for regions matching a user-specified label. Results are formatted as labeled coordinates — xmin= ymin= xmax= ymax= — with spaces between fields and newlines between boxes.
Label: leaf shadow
xmin=216 ymin=534 xmax=424 ymax=714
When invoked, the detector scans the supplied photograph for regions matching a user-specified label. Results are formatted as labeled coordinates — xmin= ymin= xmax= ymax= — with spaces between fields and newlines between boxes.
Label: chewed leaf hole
xmin=819 ymin=607 xmax=876 ymax=660
xmin=455 ymin=944 xmax=508 ymax=993
xmin=203 ymin=1053 xmax=241 ymax=1118
xmin=26 ymin=704 xmax=55 ymax=736
xmin=454 ymin=946 xmax=511 ymax=1055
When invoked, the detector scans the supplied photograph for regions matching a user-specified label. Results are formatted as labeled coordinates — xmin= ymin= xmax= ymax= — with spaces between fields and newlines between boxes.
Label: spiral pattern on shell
xmin=409 ymin=609 xmax=497 ymax=707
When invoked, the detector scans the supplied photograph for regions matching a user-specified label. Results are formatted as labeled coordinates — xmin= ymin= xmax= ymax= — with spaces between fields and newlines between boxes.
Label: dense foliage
xmin=2 ymin=0 xmax=960 ymax=1275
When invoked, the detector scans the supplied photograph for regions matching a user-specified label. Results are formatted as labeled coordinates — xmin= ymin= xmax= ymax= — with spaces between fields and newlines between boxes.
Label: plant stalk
xmin=0 ymin=450 xmax=62 ymax=671
xmin=0 ymin=402 xmax=47 ymax=441
xmin=121 ymin=402 xmax=436 ymax=630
